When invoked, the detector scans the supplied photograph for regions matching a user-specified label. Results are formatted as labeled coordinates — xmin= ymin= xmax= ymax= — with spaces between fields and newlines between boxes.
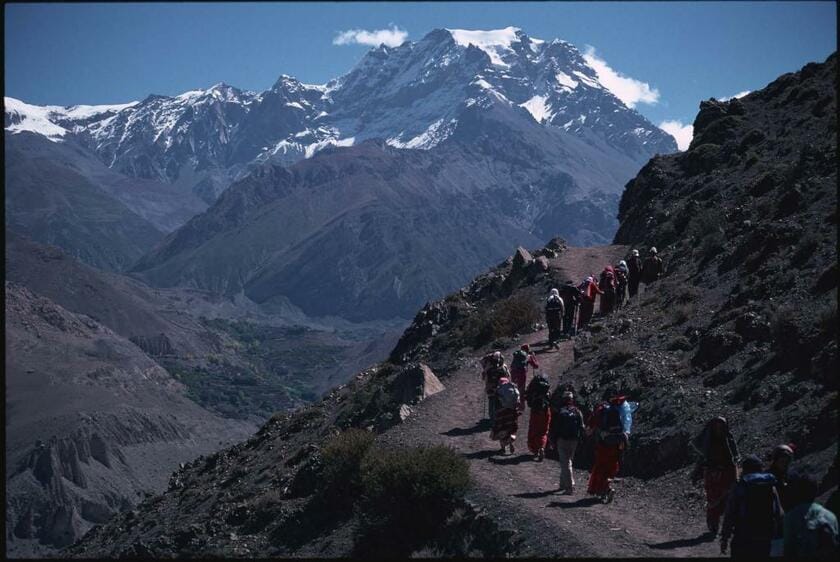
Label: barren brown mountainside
xmin=67 ymin=54 xmax=836 ymax=557
xmin=4 ymin=235 xmax=400 ymax=557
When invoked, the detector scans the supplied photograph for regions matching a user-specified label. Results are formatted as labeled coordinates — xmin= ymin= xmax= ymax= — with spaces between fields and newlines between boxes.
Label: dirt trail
xmin=381 ymin=245 xmax=721 ymax=558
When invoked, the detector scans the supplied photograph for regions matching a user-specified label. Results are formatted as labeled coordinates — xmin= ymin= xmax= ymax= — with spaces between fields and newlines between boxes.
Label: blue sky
xmin=5 ymin=2 xmax=836 ymax=147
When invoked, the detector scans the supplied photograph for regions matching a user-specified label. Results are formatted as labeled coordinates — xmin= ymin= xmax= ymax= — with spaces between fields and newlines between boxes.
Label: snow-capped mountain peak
xmin=4 ymin=96 xmax=139 ymax=142
xmin=5 ymin=27 xmax=676 ymax=195
xmin=445 ymin=26 xmax=528 ymax=68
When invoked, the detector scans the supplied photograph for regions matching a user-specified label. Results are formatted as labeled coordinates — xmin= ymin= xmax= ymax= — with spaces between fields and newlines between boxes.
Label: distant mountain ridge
xmin=6 ymin=27 xmax=678 ymax=318
xmin=5 ymin=27 xmax=675 ymax=203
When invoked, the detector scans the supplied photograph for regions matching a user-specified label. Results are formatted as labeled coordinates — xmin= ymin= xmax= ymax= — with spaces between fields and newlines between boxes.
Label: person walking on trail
xmin=491 ymin=377 xmax=521 ymax=455
xmin=549 ymin=390 xmax=585 ymax=495
xmin=524 ymin=372 xmax=552 ymax=461
xmin=560 ymin=282 xmax=581 ymax=338
xmin=545 ymin=289 xmax=565 ymax=349
xmin=627 ymin=249 xmax=643 ymax=299
xmin=768 ymin=443 xmax=796 ymax=510
xmin=577 ymin=276 xmax=603 ymax=330
xmin=510 ymin=344 xmax=539 ymax=410
xmin=783 ymin=471 xmax=839 ymax=559
xmin=720 ymin=455 xmax=783 ymax=559
xmin=586 ymin=394 xmax=630 ymax=504
xmin=615 ymin=261 xmax=629 ymax=309
xmin=691 ymin=416 xmax=741 ymax=535
xmin=599 ymin=266 xmax=617 ymax=315
xmin=481 ymin=351 xmax=509 ymax=422
xmin=641 ymin=247 xmax=663 ymax=287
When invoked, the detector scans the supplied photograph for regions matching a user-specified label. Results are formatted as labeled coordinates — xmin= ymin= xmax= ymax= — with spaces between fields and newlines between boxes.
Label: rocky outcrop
xmin=391 ymin=363 xmax=445 ymax=406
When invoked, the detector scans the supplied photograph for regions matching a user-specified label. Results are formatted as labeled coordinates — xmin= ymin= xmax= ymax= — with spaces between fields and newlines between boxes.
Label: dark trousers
xmin=564 ymin=305 xmax=578 ymax=336
xmin=578 ymin=301 xmax=594 ymax=329
xmin=546 ymin=311 xmax=563 ymax=343
xmin=628 ymin=276 xmax=640 ymax=298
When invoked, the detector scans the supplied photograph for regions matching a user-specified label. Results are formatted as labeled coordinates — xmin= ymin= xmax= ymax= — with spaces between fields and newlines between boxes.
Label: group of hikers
xmin=692 ymin=418 xmax=839 ymax=558
xmin=544 ymin=247 xmax=663 ymax=347
xmin=480 ymin=348 xmax=637 ymax=503
xmin=475 ymin=245 xmax=839 ymax=558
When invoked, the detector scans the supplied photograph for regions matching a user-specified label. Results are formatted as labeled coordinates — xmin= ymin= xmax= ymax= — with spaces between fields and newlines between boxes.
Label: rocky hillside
xmin=4 ymin=235 xmax=400 ymax=557
xmin=596 ymin=52 xmax=838 ymax=473
xmin=4 ymin=282 xmax=253 ymax=557
xmin=65 ymin=53 xmax=837 ymax=559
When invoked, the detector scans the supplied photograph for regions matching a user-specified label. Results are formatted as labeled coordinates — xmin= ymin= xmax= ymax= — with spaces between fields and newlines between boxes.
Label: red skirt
xmin=704 ymin=465 xmax=737 ymax=521
xmin=510 ymin=368 xmax=527 ymax=408
xmin=527 ymin=408 xmax=551 ymax=454
xmin=587 ymin=442 xmax=621 ymax=495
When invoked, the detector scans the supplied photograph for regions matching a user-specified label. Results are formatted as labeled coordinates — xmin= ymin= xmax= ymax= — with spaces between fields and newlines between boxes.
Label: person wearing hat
xmin=615 ymin=261 xmax=629 ymax=309
xmin=480 ymin=351 xmax=509 ymax=421
xmin=510 ymin=344 xmax=539 ymax=410
xmin=577 ymin=276 xmax=603 ymax=330
xmin=720 ymin=454 xmax=783 ymax=558
xmin=783 ymin=470 xmax=839 ymax=559
xmin=548 ymin=390 xmax=585 ymax=495
xmin=641 ymin=246 xmax=664 ymax=286
xmin=627 ymin=249 xmax=643 ymax=299
xmin=560 ymin=281 xmax=581 ymax=338
xmin=524 ymin=371 xmax=552 ymax=461
xmin=691 ymin=416 xmax=741 ymax=535
xmin=545 ymin=288 xmax=565 ymax=349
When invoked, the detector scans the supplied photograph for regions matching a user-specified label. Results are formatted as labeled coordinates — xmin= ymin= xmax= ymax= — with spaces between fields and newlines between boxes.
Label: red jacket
xmin=583 ymin=280 xmax=603 ymax=302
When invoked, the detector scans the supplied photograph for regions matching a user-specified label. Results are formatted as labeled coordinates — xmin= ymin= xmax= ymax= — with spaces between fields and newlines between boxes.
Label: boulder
xmin=693 ymin=328 xmax=743 ymax=369
xmin=398 ymin=404 xmax=413 ymax=422
xmin=391 ymin=363 xmax=445 ymax=406
xmin=511 ymin=247 xmax=533 ymax=271
xmin=735 ymin=312 xmax=771 ymax=342
xmin=527 ymin=256 xmax=550 ymax=279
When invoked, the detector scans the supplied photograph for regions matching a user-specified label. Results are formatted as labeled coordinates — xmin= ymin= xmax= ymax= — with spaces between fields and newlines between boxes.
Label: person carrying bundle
xmin=491 ymin=377 xmax=521 ymax=455
xmin=525 ymin=372 xmax=552 ymax=461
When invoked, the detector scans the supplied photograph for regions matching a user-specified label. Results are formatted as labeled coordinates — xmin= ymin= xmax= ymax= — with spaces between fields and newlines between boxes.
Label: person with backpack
xmin=586 ymin=394 xmax=630 ymax=504
xmin=615 ymin=261 xmax=629 ymax=309
xmin=545 ymin=289 xmax=565 ymax=349
xmin=720 ymin=455 xmax=783 ymax=558
xmin=577 ymin=276 xmax=603 ymax=330
xmin=627 ymin=249 xmax=643 ymax=299
xmin=768 ymin=443 xmax=796 ymax=510
xmin=560 ymin=282 xmax=581 ymax=338
xmin=510 ymin=344 xmax=539 ymax=410
xmin=783 ymin=471 xmax=839 ymax=559
xmin=491 ymin=377 xmax=521 ymax=455
xmin=481 ymin=351 xmax=509 ymax=422
xmin=599 ymin=266 xmax=617 ymax=315
xmin=549 ymin=390 xmax=585 ymax=494
xmin=691 ymin=416 xmax=741 ymax=535
xmin=641 ymin=247 xmax=664 ymax=286
xmin=525 ymin=372 xmax=552 ymax=461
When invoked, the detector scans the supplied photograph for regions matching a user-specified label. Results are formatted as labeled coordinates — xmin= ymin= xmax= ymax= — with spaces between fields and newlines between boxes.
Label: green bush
xmin=355 ymin=445 xmax=471 ymax=557
xmin=318 ymin=429 xmax=376 ymax=508
xmin=460 ymin=293 xmax=541 ymax=348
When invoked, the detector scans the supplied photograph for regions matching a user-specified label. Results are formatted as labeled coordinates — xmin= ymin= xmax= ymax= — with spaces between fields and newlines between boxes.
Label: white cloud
xmin=718 ymin=90 xmax=751 ymax=102
xmin=582 ymin=46 xmax=660 ymax=108
xmin=333 ymin=26 xmax=408 ymax=48
xmin=659 ymin=120 xmax=693 ymax=151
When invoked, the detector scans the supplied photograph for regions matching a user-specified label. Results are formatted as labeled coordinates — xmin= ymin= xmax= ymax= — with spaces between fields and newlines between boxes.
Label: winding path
xmin=380 ymin=246 xmax=721 ymax=558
